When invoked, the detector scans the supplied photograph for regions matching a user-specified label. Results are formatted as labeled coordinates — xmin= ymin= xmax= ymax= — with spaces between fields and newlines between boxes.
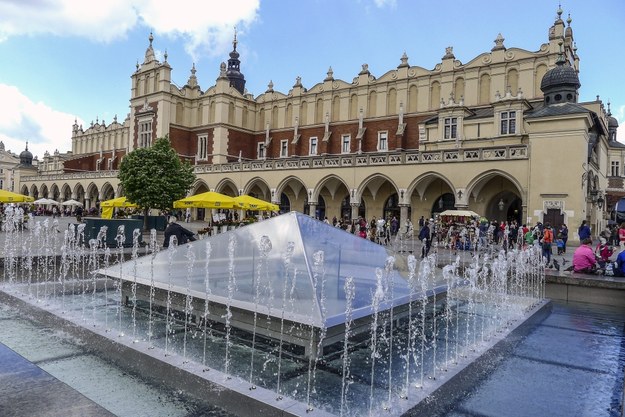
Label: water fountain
xmin=0 ymin=211 xmax=548 ymax=417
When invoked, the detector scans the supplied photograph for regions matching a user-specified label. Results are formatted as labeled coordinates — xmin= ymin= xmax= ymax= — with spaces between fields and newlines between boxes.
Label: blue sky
xmin=0 ymin=0 xmax=623 ymax=160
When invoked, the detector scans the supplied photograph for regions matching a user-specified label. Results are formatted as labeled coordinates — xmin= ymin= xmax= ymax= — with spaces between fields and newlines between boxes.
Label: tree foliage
xmin=118 ymin=136 xmax=195 ymax=214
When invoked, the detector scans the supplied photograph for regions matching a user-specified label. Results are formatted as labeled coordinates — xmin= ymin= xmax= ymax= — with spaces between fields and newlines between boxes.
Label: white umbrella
xmin=33 ymin=198 xmax=60 ymax=205
xmin=61 ymin=199 xmax=83 ymax=207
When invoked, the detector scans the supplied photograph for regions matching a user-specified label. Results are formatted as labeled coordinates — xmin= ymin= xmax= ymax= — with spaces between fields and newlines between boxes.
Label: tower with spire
xmin=226 ymin=29 xmax=246 ymax=95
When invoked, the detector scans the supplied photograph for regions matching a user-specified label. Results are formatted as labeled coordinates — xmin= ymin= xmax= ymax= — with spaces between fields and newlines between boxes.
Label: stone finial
xmin=492 ymin=33 xmax=506 ymax=51
xmin=266 ymin=80 xmax=274 ymax=93
xmin=359 ymin=63 xmax=370 ymax=75
xmin=442 ymin=46 xmax=455 ymax=59
xmin=324 ymin=67 xmax=334 ymax=81
xmin=187 ymin=63 xmax=198 ymax=88
xmin=218 ymin=62 xmax=227 ymax=78
xmin=398 ymin=52 xmax=409 ymax=68
xmin=294 ymin=76 xmax=302 ymax=87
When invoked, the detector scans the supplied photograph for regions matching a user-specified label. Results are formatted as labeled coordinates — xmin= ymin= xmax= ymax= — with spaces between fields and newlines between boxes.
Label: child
xmin=595 ymin=237 xmax=613 ymax=270
xmin=556 ymin=238 xmax=565 ymax=255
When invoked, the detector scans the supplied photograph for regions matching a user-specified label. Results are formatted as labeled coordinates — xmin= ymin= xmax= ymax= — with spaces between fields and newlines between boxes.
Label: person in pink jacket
xmin=572 ymin=238 xmax=598 ymax=273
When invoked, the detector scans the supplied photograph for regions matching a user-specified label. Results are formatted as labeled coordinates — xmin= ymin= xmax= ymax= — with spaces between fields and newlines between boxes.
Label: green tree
xmin=118 ymin=136 xmax=195 ymax=229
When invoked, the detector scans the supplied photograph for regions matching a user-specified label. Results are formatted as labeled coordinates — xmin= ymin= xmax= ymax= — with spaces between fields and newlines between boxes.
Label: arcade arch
xmin=311 ymin=175 xmax=351 ymax=221
xmin=275 ymin=176 xmax=309 ymax=214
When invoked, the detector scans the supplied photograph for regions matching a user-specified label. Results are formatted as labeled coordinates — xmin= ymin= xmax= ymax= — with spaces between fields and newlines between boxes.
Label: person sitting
xmin=572 ymin=238 xmax=598 ymax=274
xmin=614 ymin=249 xmax=625 ymax=277
xmin=163 ymin=216 xmax=196 ymax=248
xmin=594 ymin=237 xmax=614 ymax=269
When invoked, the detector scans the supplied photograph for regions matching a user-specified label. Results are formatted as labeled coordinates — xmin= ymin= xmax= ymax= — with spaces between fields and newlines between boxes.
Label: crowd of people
xmin=5 ymin=200 xmax=625 ymax=277
xmin=570 ymin=220 xmax=625 ymax=276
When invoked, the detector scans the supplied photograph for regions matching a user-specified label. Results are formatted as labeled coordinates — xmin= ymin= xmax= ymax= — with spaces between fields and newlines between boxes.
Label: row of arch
xmin=20 ymin=171 xmax=525 ymax=226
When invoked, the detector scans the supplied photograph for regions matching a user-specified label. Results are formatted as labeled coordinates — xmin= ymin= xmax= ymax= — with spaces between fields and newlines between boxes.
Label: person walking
xmin=418 ymin=221 xmax=431 ymax=259
xmin=558 ymin=224 xmax=569 ymax=254
xmin=542 ymin=223 xmax=555 ymax=267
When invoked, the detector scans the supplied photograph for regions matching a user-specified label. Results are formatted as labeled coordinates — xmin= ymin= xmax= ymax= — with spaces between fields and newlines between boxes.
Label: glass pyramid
xmin=101 ymin=212 xmax=415 ymax=329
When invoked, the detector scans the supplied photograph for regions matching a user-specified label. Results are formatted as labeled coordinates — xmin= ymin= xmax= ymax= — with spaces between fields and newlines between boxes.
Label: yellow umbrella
xmin=233 ymin=195 xmax=279 ymax=211
xmin=100 ymin=196 xmax=138 ymax=219
xmin=173 ymin=191 xmax=237 ymax=209
xmin=0 ymin=189 xmax=34 ymax=203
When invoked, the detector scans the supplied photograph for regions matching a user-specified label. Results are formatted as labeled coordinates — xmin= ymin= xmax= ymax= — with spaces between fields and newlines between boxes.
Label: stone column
xmin=309 ymin=203 xmax=317 ymax=219
xmin=400 ymin=204 xmax=409 ymax=224
xmin=351 ymin=203 xmax=360 ymax=221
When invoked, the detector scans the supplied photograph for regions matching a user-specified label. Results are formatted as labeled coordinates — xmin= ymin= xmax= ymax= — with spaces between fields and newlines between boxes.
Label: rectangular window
xmin=280 ymin=140 xmax=288 ymax=157
xmin=257 ymin=142 xmax=265 ymax=159
xmin=309 ymin=137 xmax=318 ymax=156
xmin=611 ymin=160 xmax=620 ymax=177
xmin=197 ymin=134 xmax=208 ymax=161
xmin=500 ymin=111 xmax=516 ymax=135
xmin=377 ymin=131 xmax=388 ymax=151
xmin=139 ymin=119 xmax=152 ymax=148
xmin=342 ymin=134 xmax=351 ymax=154
xmin=444 ymin=117 xmax=458 ymax=139
xmin=0 ymin=179 xmax=3 ymax=189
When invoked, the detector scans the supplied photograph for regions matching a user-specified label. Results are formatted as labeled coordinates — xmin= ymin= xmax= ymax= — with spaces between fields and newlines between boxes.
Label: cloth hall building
xmin=13 ymin=7 xmax=625 ymax=242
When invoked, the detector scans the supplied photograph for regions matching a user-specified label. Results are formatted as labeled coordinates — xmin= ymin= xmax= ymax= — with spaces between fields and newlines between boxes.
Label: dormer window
xmin=611 ymin=160 xmax=620 ymax=177
xmin=444 ymin=117 xmax=458 ymax=139
xmin=500 ymin=111 xmax=516 ymax=135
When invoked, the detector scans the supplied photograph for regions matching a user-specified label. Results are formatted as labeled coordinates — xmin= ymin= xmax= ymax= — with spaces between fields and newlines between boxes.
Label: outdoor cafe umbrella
xmin=61 ymin=199 xmax=83 ymax=207
xmin=100 ymin=196 xmax=138 ymax=219
xmin=33 ymin=197 xmax=60 ymax=205
xmin=233 ymin=195 xmax=279 ymax=211
xmin=0 ymin=189 xmax=34 ymax=203
xmin=173 ymin=191 xmax=237 ymax=209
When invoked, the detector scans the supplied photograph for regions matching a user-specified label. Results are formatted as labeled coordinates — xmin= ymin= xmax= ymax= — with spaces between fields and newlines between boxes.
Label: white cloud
xmin=0 ymin=84 xmax=78 ymax=160
xmin=0 ymin=0 xmax=260 ymax=57
xmin=0 ymin=0 xmax=138 ymax=43
xmin=373 ymin=0 xmax=397 ymax=8
xmin=136 ymin=0 xmax=260 ymax=60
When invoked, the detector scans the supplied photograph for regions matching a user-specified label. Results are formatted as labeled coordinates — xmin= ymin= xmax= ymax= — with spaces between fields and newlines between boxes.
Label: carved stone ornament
xmin=138 ymin=99 xmax=154 ymax=113
xmin=543 ymin=200 xmax=563 ymax=212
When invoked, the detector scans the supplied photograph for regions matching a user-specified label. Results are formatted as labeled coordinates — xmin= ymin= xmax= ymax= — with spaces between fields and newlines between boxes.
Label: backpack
xmin=543 ymin=229 xmax=554 ymax=243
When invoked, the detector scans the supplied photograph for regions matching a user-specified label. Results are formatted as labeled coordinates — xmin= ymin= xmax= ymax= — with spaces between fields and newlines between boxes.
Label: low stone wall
xmin=545 ymin=272 xmax=625 ymax=307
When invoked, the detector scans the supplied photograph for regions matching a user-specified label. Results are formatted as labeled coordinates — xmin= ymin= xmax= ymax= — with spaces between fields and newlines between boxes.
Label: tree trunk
xmin=143 ymin=207 xmax=150 ymax=231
